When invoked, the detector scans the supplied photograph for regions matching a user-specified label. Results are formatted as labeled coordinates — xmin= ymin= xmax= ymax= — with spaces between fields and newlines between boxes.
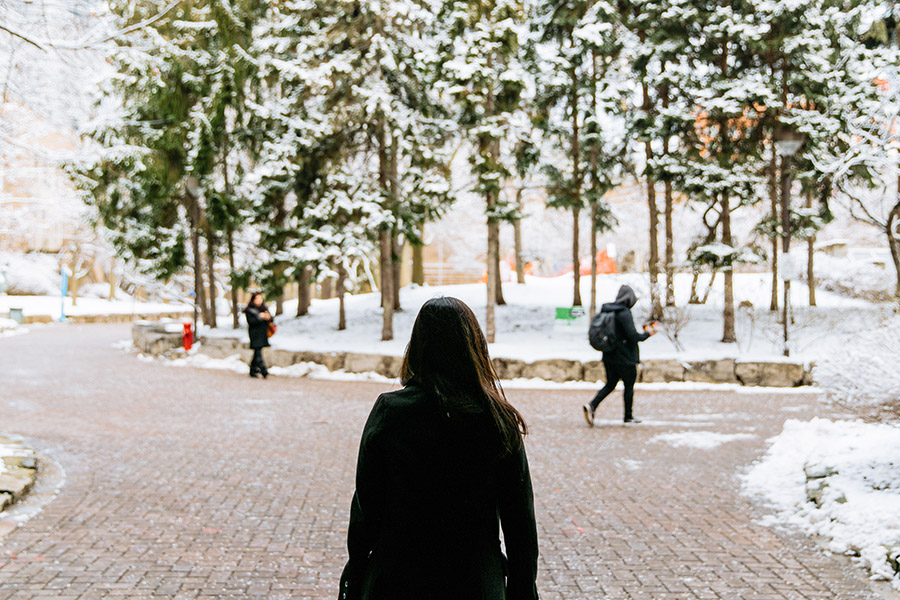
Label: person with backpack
xmin=584 ymin=284 xmax=658 ymax=426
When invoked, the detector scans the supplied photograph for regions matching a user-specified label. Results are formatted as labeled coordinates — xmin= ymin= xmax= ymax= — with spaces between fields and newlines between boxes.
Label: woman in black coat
xmin=339 ymin=297 xmax=539 ymax=600
xmin=243 ymin=292 xmax=272 ymax=378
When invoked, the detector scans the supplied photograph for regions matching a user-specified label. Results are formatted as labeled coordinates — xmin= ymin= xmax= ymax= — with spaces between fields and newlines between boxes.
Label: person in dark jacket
xmin=339 ymin=297 xmax=539 ymax=600
xmin=582 ymin=284 xmax=657 ymax=425
xmin=243 ymin=292 xmax=272 ymax=378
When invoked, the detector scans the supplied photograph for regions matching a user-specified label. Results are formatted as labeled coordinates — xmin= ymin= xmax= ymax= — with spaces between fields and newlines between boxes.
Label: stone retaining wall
xmin=0 ymin=436 xmax=37 ymax=514
xmin=24 ymin=311 xmax=190 ymax=325
xmin=191 ymin=334 xmax=812 ymax=387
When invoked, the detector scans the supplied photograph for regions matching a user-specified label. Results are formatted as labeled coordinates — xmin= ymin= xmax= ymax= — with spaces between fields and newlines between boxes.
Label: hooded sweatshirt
xmin=598 ymin=284 xmax=649 ymax=365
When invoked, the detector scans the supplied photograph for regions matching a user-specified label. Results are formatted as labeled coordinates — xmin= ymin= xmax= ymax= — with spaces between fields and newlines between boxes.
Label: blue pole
xmin=60 ymin=268 xmax=68 ymax=321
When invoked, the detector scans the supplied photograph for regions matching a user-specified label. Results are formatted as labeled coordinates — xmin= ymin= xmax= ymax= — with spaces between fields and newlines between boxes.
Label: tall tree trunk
xmin=514 ymin=187 xmax=526 ymax=284
xmin=571 ymin=73 xmax=583 ymax=307
xmin=412 ymin=224 xmax=425 ymax=285
xmin=378 ymin=120 xmax=394 ymax=341
xmin=487 ymin=210 xmax=499 ymax=343
xmin=769 ymin=150 xmax=780 ymax=311
xmin=226 ymin=227 xmax=239 ymax=329
xmin=190 ymin=200 xmax=209 ymax=329
xmin=590 ymin=203 xmax=598 ymax=316
xmin=641 ymin=73 xmax=662 ymax=320
xmin=297 ymin=265 xmax=311 ymax=317
xmin=572 ymin=206 xmax=582 ymax=306
xmin=337 ymin=263 xmax=346 ymax=331
xmin=721 ymin=192 xmax=735 ymax=342
xmin=495 ymin=246 xmax=506 ymax=305
xmin=390 ymin=138 xmax=402 ymax=311
xmin=806 ymin=189 xmax=816 ymax=307
xmin=888 ymin=199 xmax=900 ymax=299
xmin=700 ymin=271 xmax=717 ymax=304
xmin=689 ymin=271 xmax=700 ymax=304
xmin=660 ymin=67 xmax=675 ymax=307
xmin=204 ymin=228 xmax=218 ymax=328
xmin=392 ymin=232 xmax=402 ymax=311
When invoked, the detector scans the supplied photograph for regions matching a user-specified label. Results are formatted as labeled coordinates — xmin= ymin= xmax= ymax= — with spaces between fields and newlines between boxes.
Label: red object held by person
xmin=183 ymin=322 xmax=193 ymax=351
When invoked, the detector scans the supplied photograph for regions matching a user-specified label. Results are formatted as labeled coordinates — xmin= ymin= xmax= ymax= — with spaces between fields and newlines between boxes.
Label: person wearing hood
xmin=583 ymin=285 xmax=657 ymax=425
xmin=244 ymin=292 xmax=273 ymax=378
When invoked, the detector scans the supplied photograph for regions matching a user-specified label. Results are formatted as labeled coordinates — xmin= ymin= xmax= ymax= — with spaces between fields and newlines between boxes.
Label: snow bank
xmin=811 ymin=254 xmax=897 ymax=304
xmin=742 ymin=418 xmax=900 ymax=589
xmin=0 ymin=295 xmax=191 ymax=319
xmin=814 ymin=314 xmax=900 ymax=411
xmin=0 ymin=252 xmax=60 ymax=295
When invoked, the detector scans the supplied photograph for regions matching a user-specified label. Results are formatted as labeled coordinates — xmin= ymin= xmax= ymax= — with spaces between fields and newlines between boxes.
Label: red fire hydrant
xmin=183 ymin=322 xmax=193 ymax=351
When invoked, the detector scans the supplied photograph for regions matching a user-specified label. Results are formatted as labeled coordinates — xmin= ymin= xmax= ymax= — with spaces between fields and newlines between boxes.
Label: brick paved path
xmin=0 ymin=324 xmax=891 ymax=599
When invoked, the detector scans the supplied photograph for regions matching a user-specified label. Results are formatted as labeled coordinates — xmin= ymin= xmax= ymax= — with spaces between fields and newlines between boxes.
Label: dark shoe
xmin=249 ymin=372 xmax=259 ymax=378
xmin=582 ymin=404 xmax=594 ymax=427
xmin=624 ymin=417 xmax=642 ymax=424
xmin=261 ymin=371 xmax=269 ymax=379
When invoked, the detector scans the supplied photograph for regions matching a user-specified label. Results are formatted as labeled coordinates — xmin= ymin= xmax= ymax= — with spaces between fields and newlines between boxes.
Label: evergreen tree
xmin=531 ymin=0 xmax=623 ymax=309
xmin=437 ymin=0 xmax=526 ymax=343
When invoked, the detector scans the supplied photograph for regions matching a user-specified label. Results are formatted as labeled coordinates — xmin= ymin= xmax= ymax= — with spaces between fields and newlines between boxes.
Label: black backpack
xmin=588 ymin=311 xmax=618 ymax=352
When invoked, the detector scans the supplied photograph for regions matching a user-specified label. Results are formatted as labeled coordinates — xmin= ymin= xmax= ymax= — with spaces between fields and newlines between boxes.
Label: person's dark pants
xmin=250 ymin=348 xmax=267 ymax=376
xmin=589 ymin=360 xmax=637 ymax=420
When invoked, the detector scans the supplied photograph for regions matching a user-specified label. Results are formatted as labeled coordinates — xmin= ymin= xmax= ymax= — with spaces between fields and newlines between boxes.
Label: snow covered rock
xmin=639 ymin=359 xmax=687 ymax=383
xmin=684 ymin=359 xmax=738 ymax=384
xmin=743 ymin=418 xmax=900 ymax=589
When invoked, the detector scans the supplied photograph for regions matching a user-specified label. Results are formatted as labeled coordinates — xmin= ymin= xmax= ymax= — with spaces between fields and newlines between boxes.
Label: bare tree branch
xmin=0 ymin=0 xmax=182 ymax=52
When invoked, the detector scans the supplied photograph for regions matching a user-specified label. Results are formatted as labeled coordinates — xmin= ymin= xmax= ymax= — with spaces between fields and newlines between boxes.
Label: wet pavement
xmin=0 ymin=323 xmax=891 ymax=599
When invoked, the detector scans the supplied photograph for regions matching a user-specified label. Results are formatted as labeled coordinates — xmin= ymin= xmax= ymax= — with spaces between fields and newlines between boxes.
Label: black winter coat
xmin=244 ymin=306 xmax=271 ymax=349
xmin=339 ymin=385 xmax=539 ymax=600
xmin=600 ymin=285 xmax=650 ymax=366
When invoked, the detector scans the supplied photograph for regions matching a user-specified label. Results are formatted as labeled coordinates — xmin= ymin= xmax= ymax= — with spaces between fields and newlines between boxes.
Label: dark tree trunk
xmin=806 ymin=189 xmax=816 ymax=307
xmin=514 ymin=187 xmax=526 ymax=284
xmin=494 ymin=228 xmax=506 ymax=306
xmin=641 ymin=76 xmax=662 ymax=320
xmin=190 ymin=200 xmax=209 ymax=329
xmin=721 ymin=192 xmax=735 ymax=343
xmin=337 ymin=263 xmax=346 ymax=331
xmin=590 ymin=203 xmax=598 ymax=317
xmin=769 ymin=150 xmax=780 ymax=311
xmin=204 ymin=228 xmax=218 ymax=328
xmin=888 ymin=198 xmax=900 ymax=299
xmin=392 ymin=232 xmax=402 ymax=311
xmin=412 ymin=224 xmax=425 ymax=285
xmin=226 ymin=228 xmax=239 ymax=329
xmin=297 ymin=265 xmax=311 ymax=317
xmin=378 ymin=120 xmax=394 ymax=341
xmin=660 ymin=69 xmax=675 ymax=307
xmin=572 ymin=206 xmax=582 ymax=306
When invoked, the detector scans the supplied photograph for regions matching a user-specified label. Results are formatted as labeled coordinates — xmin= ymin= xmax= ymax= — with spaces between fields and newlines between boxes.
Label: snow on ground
xmin=814 ymin=313 xmax=900 ymax=411
xmin=743 ymin=418 xmax=900 ymax=589
xmin=0 ymin=295 xmax=191 ymax=320
xmin=0 ymin=438 xmax=32 ymax=477
xmin=650 ymin=431 xmax=757 ymax=449
xmin=206 ymin=272 xmax=884 ymax=363
xmin=0 ymin=318 xmax=27 ymax=338
xmin=0 ymin=252 xmax=60 ymax=296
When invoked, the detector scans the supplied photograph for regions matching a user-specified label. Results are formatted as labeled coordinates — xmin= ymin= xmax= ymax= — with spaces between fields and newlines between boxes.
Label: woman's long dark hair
xmin=243 ymin=292 xmax=268 ymax=314
xmin=400 ymin=297 xmax=527 ymax=454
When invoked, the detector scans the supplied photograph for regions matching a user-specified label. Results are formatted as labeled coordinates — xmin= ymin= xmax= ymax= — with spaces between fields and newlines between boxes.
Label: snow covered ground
xmin=743 ymin=418 xmax=900 ymax=590
xmin=206 ymin=272 xmax=885 ymax=363
xmin=0 ymin=295 xmax=190 ymax=320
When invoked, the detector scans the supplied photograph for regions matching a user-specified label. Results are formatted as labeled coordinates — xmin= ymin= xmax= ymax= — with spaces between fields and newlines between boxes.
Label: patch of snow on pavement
xmin=652 ymin=431 xmax=757 ymax=449
xmin=742 ymin=418 xmax=900 ymax=589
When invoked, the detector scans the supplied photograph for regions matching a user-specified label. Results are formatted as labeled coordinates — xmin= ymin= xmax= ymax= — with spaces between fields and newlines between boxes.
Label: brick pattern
xmin=0 ymin=324 xmax=888 ymax=599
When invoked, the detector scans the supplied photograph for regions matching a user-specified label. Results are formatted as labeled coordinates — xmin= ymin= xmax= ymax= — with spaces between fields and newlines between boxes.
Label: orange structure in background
xmin=553 ymin=250 xmax=618 ymax=277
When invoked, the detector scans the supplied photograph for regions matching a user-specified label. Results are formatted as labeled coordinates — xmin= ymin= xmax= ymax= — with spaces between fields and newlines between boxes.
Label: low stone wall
xmin=132 ymin=322 xmax=186 ymax=355
xmin=0 ymin=435 xmax=37 ymax=514
xmin=19 ymin=311 xmax=190 ymax=325
xmin=193 ymin=333 xmax=812 ymax=387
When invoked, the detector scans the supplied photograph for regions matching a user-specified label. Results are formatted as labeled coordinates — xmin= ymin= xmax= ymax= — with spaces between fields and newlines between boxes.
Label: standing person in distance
xmin=243 ymin=292 xmax=272 ymax=379
xmin=583 ymin=284 xmax=658 ymax=425
xmin=339 ymin=297 xmax=539 ymax=600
